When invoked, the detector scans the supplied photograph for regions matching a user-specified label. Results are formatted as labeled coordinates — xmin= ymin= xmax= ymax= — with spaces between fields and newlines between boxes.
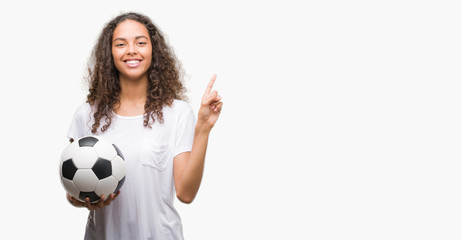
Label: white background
xmin=0 ymin=0 xmax=460 ymax=239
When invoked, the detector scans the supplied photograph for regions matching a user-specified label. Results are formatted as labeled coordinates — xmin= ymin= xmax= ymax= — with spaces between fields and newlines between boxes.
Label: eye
xmin=137 ymin=42 xmax=147 ymax=46
xmin=114 ymin=43 xmax=125 ymax=47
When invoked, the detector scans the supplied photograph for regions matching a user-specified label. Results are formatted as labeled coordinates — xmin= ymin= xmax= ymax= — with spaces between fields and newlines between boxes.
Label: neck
xmin=115 ymin=75 xmax=148 ymax=116
xmin=119 ymin=75 xmax=148 ymax=102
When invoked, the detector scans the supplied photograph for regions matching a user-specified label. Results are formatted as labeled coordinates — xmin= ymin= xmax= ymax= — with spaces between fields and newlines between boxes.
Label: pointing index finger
xmin=205 ymin=74 xmax=217 ymax=95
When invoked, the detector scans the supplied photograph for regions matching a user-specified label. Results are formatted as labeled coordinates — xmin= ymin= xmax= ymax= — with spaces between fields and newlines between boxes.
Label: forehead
xmin=113 ymin=19 xmax=150 ymax=40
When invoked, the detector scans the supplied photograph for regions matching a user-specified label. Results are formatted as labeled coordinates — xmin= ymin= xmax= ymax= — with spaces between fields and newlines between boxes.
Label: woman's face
xmin=112 ymin=19 xmax=152 ymax=81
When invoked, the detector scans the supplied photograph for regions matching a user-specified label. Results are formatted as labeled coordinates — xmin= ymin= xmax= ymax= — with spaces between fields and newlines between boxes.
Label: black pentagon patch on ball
xmin=92 ymin=157 xmax=112 ymax=180
xmin=79 ymin=136 xmax=99 ymax=147
xmin=79 ymin=191 xmax=100 ymax=203
xmin=113 ymin=144 xmax=125 ymax=160
xmin=62 ymin=159 xmax=78 ymax=180
xmin=114 ymin=176 xmax=126 ymax=194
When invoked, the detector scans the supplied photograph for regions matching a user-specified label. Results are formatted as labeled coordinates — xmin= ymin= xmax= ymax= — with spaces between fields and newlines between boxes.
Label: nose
xmin=127 ymin=44 xmax=137 ymax=55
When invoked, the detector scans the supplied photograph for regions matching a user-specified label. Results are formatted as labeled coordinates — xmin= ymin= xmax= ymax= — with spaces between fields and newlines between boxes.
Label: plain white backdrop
xmin=0 ymin=0 xmax=460 ymax=239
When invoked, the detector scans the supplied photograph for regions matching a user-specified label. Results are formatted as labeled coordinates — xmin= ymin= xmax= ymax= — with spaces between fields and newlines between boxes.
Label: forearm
xmin=176 ymin=124 xmax=211 ymax=203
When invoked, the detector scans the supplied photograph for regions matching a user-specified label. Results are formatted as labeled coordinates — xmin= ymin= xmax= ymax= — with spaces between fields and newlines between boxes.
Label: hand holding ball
xmin=59 ymin=136 xmax=126 ymax=203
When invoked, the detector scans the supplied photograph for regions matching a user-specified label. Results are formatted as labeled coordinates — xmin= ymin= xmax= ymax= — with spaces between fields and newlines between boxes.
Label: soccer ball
xmin=59 ymin=135 xmax=126 ymax=203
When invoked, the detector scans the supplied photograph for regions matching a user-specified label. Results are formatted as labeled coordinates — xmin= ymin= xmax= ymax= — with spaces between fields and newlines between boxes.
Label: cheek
xmin=112 ymin=48 xmax=123 ymax=59
xmin=142 ymin=48 xmax=153 ymax=66
xmin=111 ymin=49 xmax=124 ymax=69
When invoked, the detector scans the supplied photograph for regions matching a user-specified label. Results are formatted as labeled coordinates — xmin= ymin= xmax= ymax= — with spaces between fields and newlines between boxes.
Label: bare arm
xmin=174 ymin=75 xmax=223 ymax=203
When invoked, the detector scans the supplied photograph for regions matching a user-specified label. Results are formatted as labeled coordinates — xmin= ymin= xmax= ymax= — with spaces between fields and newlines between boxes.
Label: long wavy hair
xmin=86 ymin=12 xmax=186 ymax=133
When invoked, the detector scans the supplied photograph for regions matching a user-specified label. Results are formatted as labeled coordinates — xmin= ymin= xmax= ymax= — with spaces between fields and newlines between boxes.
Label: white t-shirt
xmin=67 ymin=100 xmax=195 ymax=240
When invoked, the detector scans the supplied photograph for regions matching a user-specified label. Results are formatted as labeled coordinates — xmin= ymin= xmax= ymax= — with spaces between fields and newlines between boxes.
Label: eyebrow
xmin=113 ymin=35 xmax=149 ymax=42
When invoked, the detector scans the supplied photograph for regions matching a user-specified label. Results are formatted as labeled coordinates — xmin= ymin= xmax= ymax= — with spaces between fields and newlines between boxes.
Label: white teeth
xmin=126 ymin=60 xmax=140 ymax=64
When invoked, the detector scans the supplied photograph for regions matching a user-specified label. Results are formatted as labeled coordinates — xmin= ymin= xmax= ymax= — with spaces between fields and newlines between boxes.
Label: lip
xmin=123 ymin=59 xmax=142 ymax=68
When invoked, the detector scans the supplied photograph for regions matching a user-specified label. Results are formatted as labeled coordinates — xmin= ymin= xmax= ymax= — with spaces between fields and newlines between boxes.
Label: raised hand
xmin=198 ymin=74 xmax=223 ymax=131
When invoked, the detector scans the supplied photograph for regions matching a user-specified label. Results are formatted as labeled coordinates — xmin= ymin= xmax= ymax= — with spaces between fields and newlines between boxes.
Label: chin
xmin=121 ymin=71 xmax=149 ymax=81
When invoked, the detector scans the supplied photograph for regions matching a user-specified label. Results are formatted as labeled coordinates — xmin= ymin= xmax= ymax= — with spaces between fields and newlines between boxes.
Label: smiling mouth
xmin=124 ymin=60 xmax=142 ymax=67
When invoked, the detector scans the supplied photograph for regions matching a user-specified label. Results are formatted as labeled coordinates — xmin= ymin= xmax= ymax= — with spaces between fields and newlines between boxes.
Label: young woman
xmin=65 ymin=12 xmax=222 ymax=239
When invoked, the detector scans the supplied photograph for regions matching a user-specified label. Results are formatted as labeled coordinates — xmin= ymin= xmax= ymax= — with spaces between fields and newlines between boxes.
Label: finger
xmin=69 ymin=196 xmax=82 ymax=207
xmin=214 ymin=95 xmax=222 ymax=105
xmin=210 ymin=100 xmax=220 ymax=109
xmin=203 ymin=90 xmax=219 ymax=106
xmin=76 ymin=199 xmax=85 ymax=207
xmin=103 ymin=194 xmax=115 ymax=206
xmin=66 ymin=194 xmax=73 ymax=203
xmin=214 ymin=102 xmax=223 ymax=112
xmin=98 ymin=195 xmax=106 ymax=208
xmin=114 ymin=190 xmax=121 ymax=198
xmin=211 ymin=92 xmax=221 ymax=101
xmin=85 ymin=197 xmax=92 ymax=210
xmin=204 ymin=74 xmax=217 ymax=96
xmin=67 ymin=194 xmax=77 ymax=206
xmin=210 ymin=90 xmax=218 ymax=102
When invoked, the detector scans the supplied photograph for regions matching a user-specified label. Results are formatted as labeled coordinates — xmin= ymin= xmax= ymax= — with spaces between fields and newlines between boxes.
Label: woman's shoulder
xmin=70 ymin=102 xmax=94 ymax=122
xmin=171 ymin=99 xmax=193 ymax=112
xmin=166 ymin=99 xmax=195 ymax=121
xmin=74 ymin=102 xmax=92 ymax=114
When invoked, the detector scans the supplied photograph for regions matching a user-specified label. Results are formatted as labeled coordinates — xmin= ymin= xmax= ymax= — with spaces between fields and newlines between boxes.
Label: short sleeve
xmin=174 ymin=102 xmax=196 ymax=157
xmin=67 ymin=104 xmax=86 ymax=141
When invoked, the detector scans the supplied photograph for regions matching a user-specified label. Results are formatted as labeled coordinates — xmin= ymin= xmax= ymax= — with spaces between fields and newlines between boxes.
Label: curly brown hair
xmin=86 ymin=12 xmax=186 ymax=133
